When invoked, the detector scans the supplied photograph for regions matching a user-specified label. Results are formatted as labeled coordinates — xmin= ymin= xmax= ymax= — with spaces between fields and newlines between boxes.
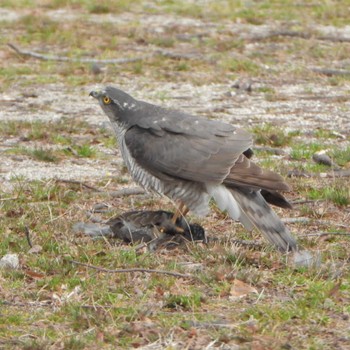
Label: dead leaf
xmin=6 ymin=208 xmax=24 ymax=217
xmin=327 ymin=280 xmax=342 ymax=298
xmin=96 ymin=331 xmax=104 ymax=342
xmin=229 ymin=279 xmax=258 ymax=300
xmin=155 ymin=286 xmax=165 ymax=296
xmin=24 ymin=269 xmax=45 ymax=279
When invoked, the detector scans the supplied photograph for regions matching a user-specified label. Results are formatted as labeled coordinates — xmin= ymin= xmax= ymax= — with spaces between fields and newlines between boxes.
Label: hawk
xmin=90 ymin=87 xmax=297 ymax=252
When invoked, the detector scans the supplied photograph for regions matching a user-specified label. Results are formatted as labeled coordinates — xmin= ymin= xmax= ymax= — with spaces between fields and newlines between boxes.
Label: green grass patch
xmin=314 ymin=128 xmax=339 ymax=139
xmin=0 ymin=120 xmax=93 ymax=139
xmin=149 ymin=36 xmax=175 ymax=48
xmin=0 ymin=120 xmax=105 ymax=161
xmin=69 ymin=144 xmax=97 ymax=158
xmin=222 ymin=57 xmax=260 ymax=74
xmin=308 ymin=182 xmax=349 ymax=206
xmin=9 ymin=146 xmax=60 ymax=162
xmin=165 ymin=292 xmax=203 ymax=310
xmin=257 ymin=86 xmax=276 ymax=94
xmin=290 ymin=142 xmax=324 ymax=160
xmin=251 ymin=123 xmax=298 ymax=147
xmin=0 ymin=66 xmax=35 ymax=89
xmin=332 ymin=146 xmax=350 ymax=167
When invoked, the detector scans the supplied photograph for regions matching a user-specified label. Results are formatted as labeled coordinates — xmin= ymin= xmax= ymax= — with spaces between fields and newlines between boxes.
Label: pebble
xmin=0 ymin=253 xmax=19 ymax=270
xmin=291 ymin=250 xmax=322 ymax=268
xmin=312 ymin=150 xmax=333 ymax=167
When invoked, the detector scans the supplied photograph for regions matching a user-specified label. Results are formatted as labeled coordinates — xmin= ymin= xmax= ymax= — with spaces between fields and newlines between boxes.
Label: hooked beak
xmin=89 ymin=90 xmax=98 ymax=98
xmin=89 ymin=89 xmax=105 ymax=99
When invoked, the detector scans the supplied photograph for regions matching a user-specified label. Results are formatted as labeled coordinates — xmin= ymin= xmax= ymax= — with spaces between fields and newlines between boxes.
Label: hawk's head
xmin=90 ymin=86 xmax=138 ymax=123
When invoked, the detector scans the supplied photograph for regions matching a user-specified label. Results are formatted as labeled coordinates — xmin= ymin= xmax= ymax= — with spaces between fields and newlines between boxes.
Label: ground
xmin=0 ymin=1 xmax=349 ymax=349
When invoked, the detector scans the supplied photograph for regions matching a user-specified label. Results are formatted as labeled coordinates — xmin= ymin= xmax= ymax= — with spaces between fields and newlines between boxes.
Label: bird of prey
xmin=90 ymin=87 xmax=298 ymax=252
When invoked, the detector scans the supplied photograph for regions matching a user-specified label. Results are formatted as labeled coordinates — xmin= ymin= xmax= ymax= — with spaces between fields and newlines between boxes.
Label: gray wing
xmin=124 ymin=121 xmax=252 ymax=184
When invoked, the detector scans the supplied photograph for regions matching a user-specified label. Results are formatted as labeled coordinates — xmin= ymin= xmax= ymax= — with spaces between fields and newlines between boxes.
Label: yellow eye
xmin=103 ymin=96 xmax=111 ymax=105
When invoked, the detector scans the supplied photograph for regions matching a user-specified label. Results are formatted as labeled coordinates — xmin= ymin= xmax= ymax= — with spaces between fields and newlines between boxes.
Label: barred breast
xmin=111 ymin=123 xmax=210 ymax=216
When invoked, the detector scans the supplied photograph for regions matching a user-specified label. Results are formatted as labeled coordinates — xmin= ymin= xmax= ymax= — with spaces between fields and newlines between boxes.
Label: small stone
xmin=331 ymin=131 xmax=346 ymax=139
xmin=290 ymin=250 xmax=322 ymax=268
xmin=92 ymin=203 xmax=109 ymax=212
xmin=22 ymin=92 xmax=38 ymax=98
xmin=11 ymin=156 xmax=25 ymax=162
xmin=287 ymin=169 xmax=311 ymax=178
xmin=0 ymin=253 xmax=19 ymax=270
xmin=28 ymin=245 xmax=43 ymax=254
xmin=231 ymin=79 xmax=253 ymax=92
xmin=91 ymin=63 xmax=103 ymax=75
xmin=312 ymin=150 xmax=333 ymax=167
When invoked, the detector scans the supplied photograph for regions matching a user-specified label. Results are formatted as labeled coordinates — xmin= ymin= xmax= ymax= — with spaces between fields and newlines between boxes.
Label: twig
xmin=85 ymin=212 xmax=105 ymax=223
xmin=55 ymin=179 xmax=102 ymax=192
xmin=8 ymin=43 xmax=202 ymax=65
xmin=8 ymin=43 xmax=152 ymax=64
xmin=283 ymin=217 xmax=348 ymax=228
xmin=253 ymin=146 xmax=286 ymax=156
xmin=328 ymin=169 xmax=350 ymax=178
xmin=289 ymin=169 xmax=350 ymax=179
xmin=108 ymin=187 xmax=146 ymax=197
xmin=230 ymin=239 xmax=262 ymax=248
xmin=298 ymin=94 xmax=350 ymax=102
xmin=2 ymin=300 xmax=116 ymax=310
xmin=133 ymin=242 xmax=149 ymax=252
xmin=24 ymin=226 xmax=33 ymax=248
xmin=249 ymin=30 xmax=350 ymax=43
xmin=311 ymin=68 xmax=350 ymax=77
xmin=2 ymin=300 xmax=52 ymax=308
xmin=70 ymin=260 xmax=194 ymax=279
xmin=186 ymin=320 xmax=236 ymax=329
xmin=300 ymin=232 xmax=350 ymax=237
xmin=0 ymin=197 xmax=18 ymax=201
xmin=282 ymin=217 xmax=317 ymax=224
xmin=155 ymin=49 xmax=202 ymax=60
xmin=291 ymin=199 xmax=323 ymax=205
xmin=208 ymin=237 xmax=262 ymax=248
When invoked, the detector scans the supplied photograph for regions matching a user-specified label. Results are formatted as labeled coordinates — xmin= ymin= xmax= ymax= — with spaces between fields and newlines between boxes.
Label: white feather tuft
xmin=207 ymin=184 xmax=255 ymax=231
xmin=206 ymin=184 xmax=241 ymax=220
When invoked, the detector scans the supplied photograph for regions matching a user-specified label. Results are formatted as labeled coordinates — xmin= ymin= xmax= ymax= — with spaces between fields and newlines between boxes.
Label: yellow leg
xmin=171 ymin=202 xmax=189 ymax=225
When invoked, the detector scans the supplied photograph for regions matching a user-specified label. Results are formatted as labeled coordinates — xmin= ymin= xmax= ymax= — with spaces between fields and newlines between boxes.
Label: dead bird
xmin=106 ymin=210 xmax=205 ymax=243
xmin=74 ymin=210 xmax=205 ymax=245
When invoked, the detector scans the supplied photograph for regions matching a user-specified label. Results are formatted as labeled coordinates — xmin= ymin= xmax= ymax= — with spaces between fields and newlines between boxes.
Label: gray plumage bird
xmin=90 ymin=86 xmax=298 ymax=252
